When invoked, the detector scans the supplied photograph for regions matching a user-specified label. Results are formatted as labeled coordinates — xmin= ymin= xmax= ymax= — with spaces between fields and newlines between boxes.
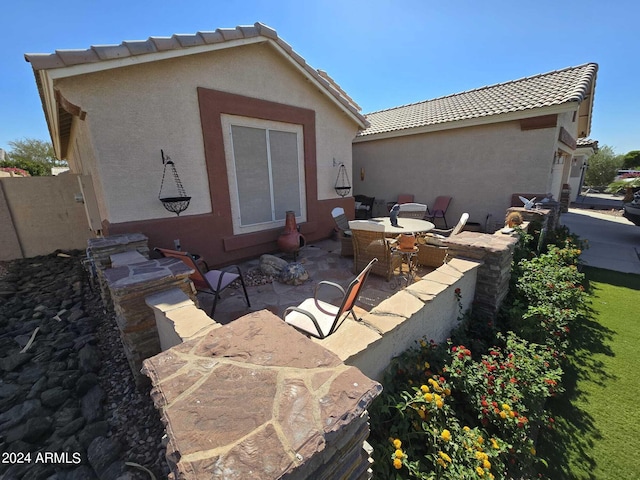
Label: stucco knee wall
xmin=144 ymin=258 xmax=480 ymax=384
xmin=314 ymin=258 xmax=480 ymax=382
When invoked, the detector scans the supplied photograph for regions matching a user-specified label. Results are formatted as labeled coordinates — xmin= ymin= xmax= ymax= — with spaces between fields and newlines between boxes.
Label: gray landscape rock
xmin=259 ymin=254 xmax=289 ymax=276
xmin=78 ymin=420 xmax=109 ymax=449
xmin=81 ymin=385 xmax=105 ymax=422
xmin=0 ymin=398 xmax=44 ymax=431
xmin=0 ymin=251 xmax=169 ymax=479
xmin=79 ymin=343 xmax=101 ymax=373
xmin=279 ymin=262 xmax=310 ymax=285
xmin=41 ymin=386 xmax=70 ymax=408
xmin=23 ymin=415 xmax=53 ymax=442
xmin=76 ymin=372 xmax=99 ymax=395
xmin=0 ymin=352 xmax=33 ymax=372
xmin=87 ymin=436 xmax=122 ymax=476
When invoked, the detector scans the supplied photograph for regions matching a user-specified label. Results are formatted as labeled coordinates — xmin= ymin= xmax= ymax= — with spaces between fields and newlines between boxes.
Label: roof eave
xmin=28 ymin=34 xmax=368 ymax=139
xmin=353 ymin=103 xmax=579 ymax=143
xmin=35 ymin=69 xmax=65 ymax=159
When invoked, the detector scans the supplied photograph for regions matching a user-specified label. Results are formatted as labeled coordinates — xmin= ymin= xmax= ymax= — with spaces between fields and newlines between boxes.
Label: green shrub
xmin=369 ymin=228 xmax=587 ymax=479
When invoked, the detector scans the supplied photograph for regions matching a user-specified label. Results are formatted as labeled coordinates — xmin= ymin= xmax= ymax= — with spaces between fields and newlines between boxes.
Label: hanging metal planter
xmin=158 ymin=150 xmax=191 ymax=216
xmin=334 ymin=162 xmax=352 ymax=197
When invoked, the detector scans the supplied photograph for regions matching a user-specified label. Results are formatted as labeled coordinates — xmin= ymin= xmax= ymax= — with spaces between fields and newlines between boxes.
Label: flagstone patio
xmin=197 ymin=238 xmax=437 ymax=325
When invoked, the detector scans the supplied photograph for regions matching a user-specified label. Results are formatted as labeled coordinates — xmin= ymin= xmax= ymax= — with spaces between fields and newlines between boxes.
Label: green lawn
xmin=537 ymin=267 xmax=640 ymax=480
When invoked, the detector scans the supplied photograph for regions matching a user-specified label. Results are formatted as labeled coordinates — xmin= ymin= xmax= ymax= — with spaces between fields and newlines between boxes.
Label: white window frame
xmin=221 ymin=114 xmax=307 ymax=235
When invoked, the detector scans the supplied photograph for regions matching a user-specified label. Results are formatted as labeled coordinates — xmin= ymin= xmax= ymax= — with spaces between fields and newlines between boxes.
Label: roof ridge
xmin=365 ymin=62 xmax=598 ymax=116
xmin=25 ymin=22 xmax=367 ymax=128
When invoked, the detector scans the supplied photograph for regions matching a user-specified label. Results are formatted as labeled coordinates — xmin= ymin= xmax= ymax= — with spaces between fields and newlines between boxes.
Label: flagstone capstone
xmin=143 ymin=310 xmax=382 ymax=479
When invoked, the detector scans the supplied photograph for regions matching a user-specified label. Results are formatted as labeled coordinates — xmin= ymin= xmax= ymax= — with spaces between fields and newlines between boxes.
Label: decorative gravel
xmin=0 ymin=251 xmax=169 ymax=479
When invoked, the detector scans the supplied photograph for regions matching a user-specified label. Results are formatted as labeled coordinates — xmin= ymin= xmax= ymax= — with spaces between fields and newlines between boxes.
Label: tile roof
xmin=576 ymin=137 xmax=598 ymax=149
xmin=24 ymin=22 xmax=367 ymax=128
xmin=358 ymin=63 xmax=598 ymax=138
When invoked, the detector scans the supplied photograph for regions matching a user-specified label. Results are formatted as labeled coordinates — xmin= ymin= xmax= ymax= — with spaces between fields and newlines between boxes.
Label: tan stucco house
xmin=352 ymin=63 xmax=598 ymax=230
xmin=25 ymin=23 xmax=367 ymax=265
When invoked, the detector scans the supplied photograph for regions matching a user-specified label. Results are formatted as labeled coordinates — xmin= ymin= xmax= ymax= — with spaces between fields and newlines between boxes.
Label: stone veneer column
xmin=505 ymin=206 xmax=557 ymax=231
xmin=86 ymin=233 xmax=150 ymax=310
xmin=444 ymin=232 xmax=517 ymax=317
xmin=142 ymin=310 xmax=382 ymax=480
xmin=103 ymin=258 xmax=196 ymax=386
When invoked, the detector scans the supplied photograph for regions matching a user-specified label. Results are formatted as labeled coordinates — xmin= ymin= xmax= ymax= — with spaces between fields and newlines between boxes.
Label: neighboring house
xmin=25 ymin=23 xmax=367 ymax=265
xmin=353 ymin=63 xmax=598 ymax=230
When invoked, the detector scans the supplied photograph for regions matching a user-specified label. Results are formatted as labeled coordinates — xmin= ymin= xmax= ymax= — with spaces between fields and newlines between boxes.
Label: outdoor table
xmin=370 ymin=217 xmax=435 ymax=235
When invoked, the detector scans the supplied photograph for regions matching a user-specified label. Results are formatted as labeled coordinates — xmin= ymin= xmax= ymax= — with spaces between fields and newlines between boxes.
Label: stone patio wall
xmin=102 ymin=258 xmax=196 ymax=385
xmin=86 ymin=233 xmax=150 ymax=310
xmin=444 ymin=232 xmax=517 ymax=318
xmin=141 ymin=257 xmax=482 ymax=478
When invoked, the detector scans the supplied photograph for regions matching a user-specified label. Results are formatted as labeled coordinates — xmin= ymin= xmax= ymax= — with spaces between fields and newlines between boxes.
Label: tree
xmin=0 ymin=138 xmax=67 ymax=176
xmin=584 ymin=145 xmax=623 ymax=188
xmin=621 ymin=150 xmax=640 ymax=170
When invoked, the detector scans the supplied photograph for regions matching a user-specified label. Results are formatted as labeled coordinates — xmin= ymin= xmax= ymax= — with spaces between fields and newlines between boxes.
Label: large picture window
xmin=222 ymin=115 xmax=306 ymax=234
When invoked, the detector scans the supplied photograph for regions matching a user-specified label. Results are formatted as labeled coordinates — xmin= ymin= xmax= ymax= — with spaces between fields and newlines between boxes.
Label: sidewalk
xmin=561 ymin=209 xmax=640 ymax=275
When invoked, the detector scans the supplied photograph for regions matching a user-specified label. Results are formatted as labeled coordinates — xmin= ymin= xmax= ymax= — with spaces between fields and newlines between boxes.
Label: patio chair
xmin=154 ymin=247 xmax=250 ymax=317
xmin=398 ymin=202 xmax=429 ymax=219
xmin=416 ymin=213 xmax=468 ymax=267
xmin=354 ymin=194 xmax=375 ymax=219
xmin=427 ymin=196 xmax=452 ymax=228
xmin=349 ymin=220 xmax=402 ymax=281
xmin=282 ymin=258 xmax=377 ymax=339
xmin=331 ymin=207 xmax=353 ymax=257
xmin=396 ymin=194 xmax=415 ymax=204
xmin=386 ymin=194 xmax=415 ymax=211
xmin=422 ymin=213 xmax=470 ymax=245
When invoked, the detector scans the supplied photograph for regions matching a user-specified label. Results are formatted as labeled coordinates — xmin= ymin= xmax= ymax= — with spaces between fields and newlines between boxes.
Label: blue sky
xmin=2 ymin=0 xmax=638 ymax=155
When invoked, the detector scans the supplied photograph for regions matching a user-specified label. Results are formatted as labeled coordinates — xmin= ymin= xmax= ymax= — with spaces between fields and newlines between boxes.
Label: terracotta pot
xmin=398 ymin=233 xmax=416 ymax=250
xmin=277 ymin=211 xmax=306 ymax=255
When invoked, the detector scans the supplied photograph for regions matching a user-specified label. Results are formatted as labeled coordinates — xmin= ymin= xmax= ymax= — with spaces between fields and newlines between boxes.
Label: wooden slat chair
xmin=398 ymin=202 xmax=429 ymax=219
xmin=349 ymin=220 xmax=401 ymax=281
xmin=283 ymin=258 xmax=377 ymax=339
xmin=154 ymin=247 xmax=250 ymax=317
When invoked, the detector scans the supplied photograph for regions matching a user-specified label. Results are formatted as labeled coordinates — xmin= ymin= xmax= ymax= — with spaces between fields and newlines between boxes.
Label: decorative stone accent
xmin=103 ymin=258 xmax=196 ymax=385
xmin=279 ymin=262 xmax=309 ymax=285
xmin=444 ymin=232 xmax=517 ymax=318
xmin=142 ymin=310 xmax=382 ymax=480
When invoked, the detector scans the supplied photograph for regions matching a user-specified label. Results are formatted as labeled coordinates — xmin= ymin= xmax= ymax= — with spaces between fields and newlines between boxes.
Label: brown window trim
xmin=197 ymin=88 xmax=318 ymax=251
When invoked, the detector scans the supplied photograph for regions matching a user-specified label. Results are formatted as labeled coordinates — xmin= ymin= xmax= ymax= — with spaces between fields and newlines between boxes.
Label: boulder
xmin=259 ymin=254 xmax=289 ymax=276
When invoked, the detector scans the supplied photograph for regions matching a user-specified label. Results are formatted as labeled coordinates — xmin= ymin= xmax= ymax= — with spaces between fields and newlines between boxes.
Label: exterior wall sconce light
xmin=333 ymin=159 xmax=352 ymax=197
xmin=159 ymin=149 xmax=191 ymax=216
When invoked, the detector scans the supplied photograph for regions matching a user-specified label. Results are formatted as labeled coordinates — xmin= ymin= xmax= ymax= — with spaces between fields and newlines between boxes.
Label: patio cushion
xmin=284 ymin=298 xmax=341 ymax=338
